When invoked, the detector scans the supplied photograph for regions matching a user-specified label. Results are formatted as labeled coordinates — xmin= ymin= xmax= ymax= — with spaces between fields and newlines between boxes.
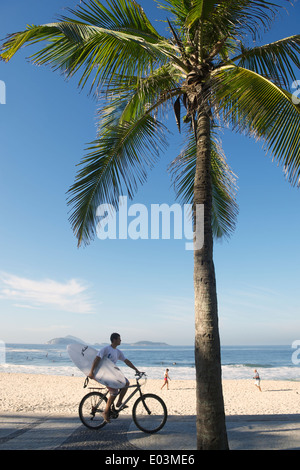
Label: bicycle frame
xmin=117 ymin=378 xmax=146 ymax=412
xmin=85 ymin=375 xmax=150 ymax=414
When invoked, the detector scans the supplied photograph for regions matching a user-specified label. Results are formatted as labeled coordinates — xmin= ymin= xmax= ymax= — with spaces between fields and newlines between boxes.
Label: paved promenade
xmin=1 ymin=412 xmax=300 ymax=451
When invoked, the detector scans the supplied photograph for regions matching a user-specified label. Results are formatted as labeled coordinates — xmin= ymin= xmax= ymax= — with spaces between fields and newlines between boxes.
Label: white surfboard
xmin=67 ymin=343 xmax=127 ymax=389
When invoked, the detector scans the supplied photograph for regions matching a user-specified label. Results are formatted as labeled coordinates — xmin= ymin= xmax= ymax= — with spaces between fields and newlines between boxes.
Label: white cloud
xmin=0 ymin=272 xmax=95 ymax=314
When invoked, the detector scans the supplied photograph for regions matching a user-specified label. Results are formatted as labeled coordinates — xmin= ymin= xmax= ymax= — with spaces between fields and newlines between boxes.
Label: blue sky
xmin=0 ymin=0 xmax=299 ymax=346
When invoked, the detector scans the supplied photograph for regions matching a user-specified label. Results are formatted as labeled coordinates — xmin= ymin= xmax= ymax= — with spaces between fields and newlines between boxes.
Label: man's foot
xmin=116 ymin=403 xmax=129 ymax=409
xmin=103 ymin=412 xmax=110 ymax=423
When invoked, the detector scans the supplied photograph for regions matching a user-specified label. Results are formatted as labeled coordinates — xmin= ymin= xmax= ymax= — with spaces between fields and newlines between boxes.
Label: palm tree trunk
xmin=193 ymin=109 xmax=229 ymax=450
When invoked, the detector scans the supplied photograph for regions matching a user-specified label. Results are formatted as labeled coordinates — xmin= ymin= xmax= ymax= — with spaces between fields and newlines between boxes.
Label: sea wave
xmin=0 ymin=362 xmax=299 ymax=381
xmin=222 ymin=364 xmax=300 ymax=381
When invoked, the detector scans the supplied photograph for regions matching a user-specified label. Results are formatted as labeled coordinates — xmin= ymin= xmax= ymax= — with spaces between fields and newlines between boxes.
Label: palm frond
xmin=159 ymin=0 xmax=284 ymax=62
xmin=168 ymin=131 xmax=239 ymax=239
xmin=125 ymin=68 xmax=183 ymax=124
xmin=157 ymin=0 xmax=192 ymax=28
xmin=210 ymin=136 xmax=239 ymax=239
xmin=232 ymin=35 xmax=300 ymax=88
xmin=209 ymin=0 xmax=283 ymax=41
xmin=185 ymin=0 xmax=216 ymax=29
xmin=213 ymin=65 xmax=300 ymax=186
xmin=0 ymin=0 xmax=182 ymax=94
xmin=67 ymin=108 xmax=168 ymax=246
xmin=63 ymin=0 xmax=161 ymax=36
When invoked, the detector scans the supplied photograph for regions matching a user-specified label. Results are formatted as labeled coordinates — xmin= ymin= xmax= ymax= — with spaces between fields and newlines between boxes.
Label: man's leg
xmin=116 ymin=379 xmax=129 ymax=408
xmin=103 ymin=389 xmax=118 ymax=422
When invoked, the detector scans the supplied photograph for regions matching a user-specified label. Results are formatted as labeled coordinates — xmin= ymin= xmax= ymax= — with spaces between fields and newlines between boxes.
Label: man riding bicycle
xmin=88 ymin=333 xmax=141 ymax=423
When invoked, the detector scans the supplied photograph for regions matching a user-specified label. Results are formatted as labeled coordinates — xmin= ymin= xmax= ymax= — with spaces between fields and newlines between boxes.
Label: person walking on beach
xmin=161 ymin=368 xmax=171 ymax=390
xmin=88 ymin=333 xmax=141 ymax=423
xmin=253 ymin=369 xmax=262 ymax=392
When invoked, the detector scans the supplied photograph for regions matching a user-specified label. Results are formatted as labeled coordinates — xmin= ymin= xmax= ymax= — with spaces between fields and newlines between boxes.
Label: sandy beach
xmin=0 ymin=372 xmax=299 ymax=417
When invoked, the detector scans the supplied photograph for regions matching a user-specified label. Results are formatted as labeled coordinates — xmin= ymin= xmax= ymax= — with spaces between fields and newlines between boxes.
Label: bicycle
xmin=79 ymin=372 xmax=167 ymax=434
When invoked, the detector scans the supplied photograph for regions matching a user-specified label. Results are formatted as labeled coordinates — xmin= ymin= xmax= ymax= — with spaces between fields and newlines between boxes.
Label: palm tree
xmin=1 ymin=0 xmax=300 ymax=449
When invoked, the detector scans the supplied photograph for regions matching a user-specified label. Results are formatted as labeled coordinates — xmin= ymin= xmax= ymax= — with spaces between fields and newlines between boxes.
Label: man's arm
xmin=124 ymin=358 xmax=140 ymax=374
xmin=88 ymin=355 xmax=100 ymax=379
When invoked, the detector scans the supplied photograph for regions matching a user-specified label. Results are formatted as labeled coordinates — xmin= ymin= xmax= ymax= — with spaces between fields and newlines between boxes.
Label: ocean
xmin=1 ymin=343 xmax=299 ymax=381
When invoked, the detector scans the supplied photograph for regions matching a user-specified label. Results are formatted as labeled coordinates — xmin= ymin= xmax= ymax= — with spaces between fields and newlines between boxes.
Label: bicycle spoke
xmin=79 ymin=392 xmax=108 ymax=429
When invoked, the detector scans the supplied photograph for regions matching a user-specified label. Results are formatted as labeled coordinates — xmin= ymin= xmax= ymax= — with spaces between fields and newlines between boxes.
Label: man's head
xmin=110 ymin=332 xmax=121 ymax=344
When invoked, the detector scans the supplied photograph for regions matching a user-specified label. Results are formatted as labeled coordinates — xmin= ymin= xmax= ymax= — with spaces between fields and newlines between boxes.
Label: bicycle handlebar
xmin=135 ymin=371 xmax=146 ymax=379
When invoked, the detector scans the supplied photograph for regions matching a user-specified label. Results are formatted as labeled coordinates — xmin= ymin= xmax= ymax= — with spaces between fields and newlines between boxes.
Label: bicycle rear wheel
xmin=79 ymin=391 xmax=108 ymax=430
xmin=132 ymin=393 xmax=167 ymax=434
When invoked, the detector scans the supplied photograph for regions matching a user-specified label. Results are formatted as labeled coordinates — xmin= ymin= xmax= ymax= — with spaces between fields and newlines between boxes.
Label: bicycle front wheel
xmin=132 ymin=393 xmax=167 ymax=434
xmin=79 ymin=391 xmax=108 ymax=430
